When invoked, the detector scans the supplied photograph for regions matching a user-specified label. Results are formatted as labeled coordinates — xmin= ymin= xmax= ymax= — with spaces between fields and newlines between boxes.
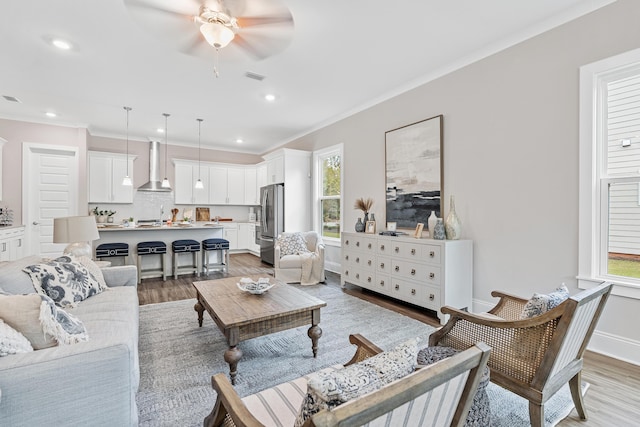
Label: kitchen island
xmin=96 ymin=222 xmax=225 ymax=277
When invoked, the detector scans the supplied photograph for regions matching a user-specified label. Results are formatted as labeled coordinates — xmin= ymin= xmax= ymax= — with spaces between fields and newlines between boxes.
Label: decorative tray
xmin=236 ymin=278 xmax=274 ymax=295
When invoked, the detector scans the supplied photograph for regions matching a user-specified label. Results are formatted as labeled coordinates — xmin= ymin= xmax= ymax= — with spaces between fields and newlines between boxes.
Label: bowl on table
xmin=237 ymin=278 xmax=274 ymax=295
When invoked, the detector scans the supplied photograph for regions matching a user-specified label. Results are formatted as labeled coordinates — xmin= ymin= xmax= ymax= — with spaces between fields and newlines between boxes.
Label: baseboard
xmin=588 ymin=330 xmax=640 ymax=366
xmin=325 ymin=261 xmax=340 ymax=275
xmin=473 ymin=298 xmax=640 ymax=366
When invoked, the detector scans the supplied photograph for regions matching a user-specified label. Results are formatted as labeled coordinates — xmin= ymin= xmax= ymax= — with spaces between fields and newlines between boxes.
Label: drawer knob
xmin=356 ymin=257 xmax=360 ymax=263
xmin=380 ymin=244 xmax=385 ymax=251
xmin=395 ymin=284 xmax=400 ymax=291
xmin=345 ymin=255 xmax=349 ymax=261
xmin=345 ymin=240 xmax=349 ymax=245
xmin=429 ymin=293 xmax=435 ymax=301
xmin=356 ymin=273 xmax=360 ymax=279
xmin=380 ymin=280 xmax=385 ymax=286
xmin=356 ymin=242 xmax=360 ymax=247
xmin=411 ymin=269 xmax=416 ymax=276
xmin=395 ymin=266 xmax=400 ymax=272
xmin=429 ymin=272 xmax=435 ymax=279
xmin=394 ymin=246 xmax=399 ymax=253
xmin=380 ymin=262 xmax=385 ymax=268
xmin=367 ymin=276 xmax=372 ymax=283
xmin=345 ymin=270 xmax=349 ymax=276
xmin=411 ymin=289 xmax=416 ymax=295
xmin=368 ymin=243 xmax=372 ymax=249
xmin=429 ymin=251 xmax=435 ymax=258
xmin=411 ymin=248 xmax=416 ymax=255
xmin=367 ymin=260 xmax=372 ymax=266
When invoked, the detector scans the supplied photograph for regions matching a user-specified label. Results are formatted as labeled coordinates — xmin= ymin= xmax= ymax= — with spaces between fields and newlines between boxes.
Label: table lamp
xmin=53 ymin=216 xmax=100 ymax=258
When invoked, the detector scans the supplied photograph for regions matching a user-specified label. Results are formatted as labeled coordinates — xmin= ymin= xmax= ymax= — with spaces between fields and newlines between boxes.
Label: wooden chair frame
xmin=204 ymin=334 xmax=491 ymax=427
xmin=429 ymin=281 xmax=613 ymax=427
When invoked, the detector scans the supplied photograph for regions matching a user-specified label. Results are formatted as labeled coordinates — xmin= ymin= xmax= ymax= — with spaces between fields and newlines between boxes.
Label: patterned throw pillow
xmin=0 ymin=319 xmax=34 ymax=357
xmin=23 ymin=255 xmax=107 ymax=308
xmin=278 ymin=233 xmax=310 ymax=256
xmin=38 ymin=294 xmax=89 ymax=345
xmin=76 ymin=255 xmax=108 ymax=291
xmin=520 ymin=284 xmax=570 ymax=319
xmin=294 ymin=338 xmax=418 ymax=426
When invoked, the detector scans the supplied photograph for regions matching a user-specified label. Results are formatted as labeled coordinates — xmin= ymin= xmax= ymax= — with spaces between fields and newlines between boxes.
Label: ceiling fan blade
xmin=179 ymin=32 xmax=206 ymax=55
xmin=232 ymin=33 xmax=270 ymax=60
xmin=237 ymin=14 xmax=293 ymax=28
xmin=125 ymin=0 xmax=194 ymax=21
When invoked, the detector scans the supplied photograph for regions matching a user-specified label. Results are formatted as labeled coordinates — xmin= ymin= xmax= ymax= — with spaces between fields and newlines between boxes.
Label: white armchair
xmin=274 ymin=231 xmax=325 ymax=285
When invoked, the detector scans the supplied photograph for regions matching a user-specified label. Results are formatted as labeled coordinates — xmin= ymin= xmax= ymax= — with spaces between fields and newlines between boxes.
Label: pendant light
xmin=195 ymin=118 xmax=204 ymax=189
xmin=122 ymin=106 xmax=133 ymax=186
xmin=161 ymin=113 xmax=171 ymax=188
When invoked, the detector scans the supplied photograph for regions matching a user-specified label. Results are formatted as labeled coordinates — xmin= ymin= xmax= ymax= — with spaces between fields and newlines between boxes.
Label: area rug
xmin=136 ymin=284 xmax=586 ymax=427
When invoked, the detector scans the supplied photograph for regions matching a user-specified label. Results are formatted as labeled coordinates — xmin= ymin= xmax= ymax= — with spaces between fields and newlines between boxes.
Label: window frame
xmin=313 ymin=144 xmax=343 ymax=246
xmin=579 ymin=48 xmax=640 ymax=299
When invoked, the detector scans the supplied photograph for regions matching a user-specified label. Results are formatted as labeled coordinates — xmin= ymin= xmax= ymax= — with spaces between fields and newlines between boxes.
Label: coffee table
xmin=193 ymin=275 xmax=327 ymax=385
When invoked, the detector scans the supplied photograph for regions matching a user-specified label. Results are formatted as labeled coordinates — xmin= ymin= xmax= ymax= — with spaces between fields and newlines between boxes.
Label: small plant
xmin=92 ymin=207 xmax=107 ymax=216
xmin=107 ymin=210 xmax=116 ymax=217
xmin=353 ymin=197 xmax=374 ymax=214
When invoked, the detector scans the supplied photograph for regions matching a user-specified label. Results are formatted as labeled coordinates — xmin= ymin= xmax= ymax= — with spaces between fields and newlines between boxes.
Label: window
xmin=313 ymin=144 xmax=342 ymax=243
xmin=579 ymin=48 xmax=640 ymax=298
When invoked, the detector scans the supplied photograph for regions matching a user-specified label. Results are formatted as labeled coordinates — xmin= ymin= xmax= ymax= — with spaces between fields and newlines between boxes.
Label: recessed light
xmin=157 ymin=128 xmax=164 ymax=133
xmin=45 ymin=112 xmax=57 ymax=118
xmin=264 ymin=94 xmax=276 ymax=102
xmin=236 ymin=138 xmax=243 ymax=144
xmin=51 ymin=38 xmax=72 ymax=50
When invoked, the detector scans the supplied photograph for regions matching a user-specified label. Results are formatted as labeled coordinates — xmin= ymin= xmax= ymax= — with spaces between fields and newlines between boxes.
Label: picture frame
xmin=385 ymin=115 xmax=444 ymax=229
xmin=387 ymin=222 xmax=397 ymax=232
xmin=414 ymin=223 xmax=424 ymax=238
xmin=365 ymin=221 xmax=376 ymax=234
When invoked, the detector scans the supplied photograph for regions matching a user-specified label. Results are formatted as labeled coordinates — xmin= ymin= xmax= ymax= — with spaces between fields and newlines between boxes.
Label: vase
xmin=355 ymin=217 xmax=365 ymax=232
xmin=364 ymin=212 xmax=369 ymax=223
xmin=370 ymin=213 xmax=375 ymax=222
xmin=107 ymin=216 xmax=114 ymax=223
xmin=445 ymin=195 xmax=461 ymax=240
xmin=427 ymin=211 xmax=437 ymax=238
xmin=97 ymin=215 xmax=106 ymax=223
xmin=433 ymin=219 xmax=446 ymax=240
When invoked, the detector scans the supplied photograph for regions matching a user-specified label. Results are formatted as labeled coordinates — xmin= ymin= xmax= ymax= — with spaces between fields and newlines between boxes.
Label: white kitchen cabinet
xmin=265 ymin=154 xmax=284 ymax=184
xmin=174 ymin=160 xmax=209 ymax=205
xmin=0 ymin=226 xmax=25 ymax=262
xmin=341 ymin=232 xmax=473 ymax=324
xmin=223 ymin=223 xmax=238 ymax=250
xmin=256 ymin=162 xmax=268 ymax=193
xmin=248 ymin=223 xmax=260 ymax=255
xmin=244 ymin=167 xmax=258 ymax=205
xmin=209 ymin=165 xmax=246 ymax=205
xmin=88 ymin=151 xmax=135 ymax=203
xmin=237 ymin=223 xmax=249 ymax=251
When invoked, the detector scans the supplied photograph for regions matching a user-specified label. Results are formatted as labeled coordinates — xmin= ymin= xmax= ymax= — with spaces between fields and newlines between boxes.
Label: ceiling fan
xmin=124 ymin=0 xmax=294 ymax=62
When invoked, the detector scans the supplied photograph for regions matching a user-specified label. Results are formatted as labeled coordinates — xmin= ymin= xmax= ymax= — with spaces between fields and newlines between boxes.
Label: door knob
xmin=32 ymin=221 xmax=40 ymax=225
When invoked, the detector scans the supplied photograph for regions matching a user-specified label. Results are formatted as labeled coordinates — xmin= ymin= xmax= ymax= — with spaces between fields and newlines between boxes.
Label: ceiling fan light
xmin=200 ymin=22 xmax=235 ymax=48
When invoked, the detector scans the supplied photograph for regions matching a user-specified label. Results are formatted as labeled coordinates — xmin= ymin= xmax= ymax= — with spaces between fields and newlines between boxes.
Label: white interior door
xmin=23 ymin=144 xmax=79 ymax=257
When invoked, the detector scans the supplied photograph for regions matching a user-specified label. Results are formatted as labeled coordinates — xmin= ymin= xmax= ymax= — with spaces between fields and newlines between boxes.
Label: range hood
xmin=137 ymin=140 xmax=172 ymax=192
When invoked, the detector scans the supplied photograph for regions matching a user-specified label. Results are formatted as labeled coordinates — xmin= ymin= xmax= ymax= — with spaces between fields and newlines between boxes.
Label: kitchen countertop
xmin=97 ymin=222 xmax=225 ymax=231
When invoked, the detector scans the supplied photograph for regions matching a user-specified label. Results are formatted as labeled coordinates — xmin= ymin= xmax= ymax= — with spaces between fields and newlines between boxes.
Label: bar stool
xmin=95 ymin=243 xmax=129 ymax=265
xmin=172 ymin=239 xmax=201 ymax=279
xmin=202 ymin=238 xmax=230 ymax=275
xmin=136 ymin=241 xmax=167 ymax=284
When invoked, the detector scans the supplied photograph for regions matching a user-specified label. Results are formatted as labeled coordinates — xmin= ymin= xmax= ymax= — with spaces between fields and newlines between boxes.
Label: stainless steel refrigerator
xmin=257 ymin=183 xmax=284 ymax=265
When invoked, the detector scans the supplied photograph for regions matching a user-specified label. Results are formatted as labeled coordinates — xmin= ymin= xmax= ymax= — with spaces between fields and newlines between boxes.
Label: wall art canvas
xmin=385 ymin=115 xmax=443 ymax=229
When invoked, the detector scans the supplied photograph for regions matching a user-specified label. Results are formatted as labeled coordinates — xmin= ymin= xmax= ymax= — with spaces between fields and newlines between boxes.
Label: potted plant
xmin=92 ymin=207 xmax=107 ymax=223
xmin=107 ymin=210 xmax=117 ymax=223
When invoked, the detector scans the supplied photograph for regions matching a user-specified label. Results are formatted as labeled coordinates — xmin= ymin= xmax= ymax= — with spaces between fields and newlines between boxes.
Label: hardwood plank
xmin=137 ymin=253 xmax=640 ymax=425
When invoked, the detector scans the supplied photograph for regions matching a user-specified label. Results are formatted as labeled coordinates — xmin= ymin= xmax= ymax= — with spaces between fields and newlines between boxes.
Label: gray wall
xmin=284 ymin=0 xmax=640 ymax=365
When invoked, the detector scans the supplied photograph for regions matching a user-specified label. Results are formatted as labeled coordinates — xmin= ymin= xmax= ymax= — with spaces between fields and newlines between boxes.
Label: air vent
xmin=2 ymin=95 xmax=21 ymax=103
xmin=244 ymin=71 xmax=266 ymax=81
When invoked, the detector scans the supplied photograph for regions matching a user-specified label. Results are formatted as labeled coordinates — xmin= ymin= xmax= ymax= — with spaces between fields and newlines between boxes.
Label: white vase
xmin=428 ymin=211 xmax=438 ymax=238
xmin=445 ymin=195 xmax=461 ymax=240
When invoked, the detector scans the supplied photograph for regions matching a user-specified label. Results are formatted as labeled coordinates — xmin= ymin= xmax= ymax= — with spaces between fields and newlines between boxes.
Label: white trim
xmin=579 ymin=48 xmax=640 ymax=299
xmin=312 ymin=144 xmax=343 ymax=243
xmin=588 ymin=330 xmax=640 ymax=367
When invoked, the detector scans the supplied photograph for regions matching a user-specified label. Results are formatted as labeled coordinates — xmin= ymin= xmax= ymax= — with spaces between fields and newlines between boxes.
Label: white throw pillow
xmin=278 ymin=233 xmax=310 ymax=256
xmin=520 ymin=284 xmax=570 ymax=319
xmin=0 ymin=319 xmax=33 ymax=356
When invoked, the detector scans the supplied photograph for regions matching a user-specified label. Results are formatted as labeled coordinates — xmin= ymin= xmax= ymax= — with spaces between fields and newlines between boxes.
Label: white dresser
xmin=341 ymin=232 xmax=472 ymax=324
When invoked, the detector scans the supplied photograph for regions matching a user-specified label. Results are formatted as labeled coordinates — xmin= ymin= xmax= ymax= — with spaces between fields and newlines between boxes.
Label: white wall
xmin=282 ymin=0 xmax=640 ymax=365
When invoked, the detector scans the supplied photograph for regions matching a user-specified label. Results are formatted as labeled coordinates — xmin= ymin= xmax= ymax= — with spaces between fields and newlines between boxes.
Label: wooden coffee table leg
xmin=308 ymin=308 xmax=323 ymax=358
xmin=194 ymin=299 xmax=204 ymax=327
xmin=224 ymin=346 xmax=243 ymax=385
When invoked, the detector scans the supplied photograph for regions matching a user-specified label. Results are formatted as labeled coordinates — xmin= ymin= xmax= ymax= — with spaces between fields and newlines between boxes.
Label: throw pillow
xmin=279 ymin=233 xmax=310 ymax=256
xmin=75 ymin=255 xmax=108 ymax=291
xmin=38 ymin=294 xmax=89 ymax=345
xmin=520 ymin=284 xmax=570 ymax=319
xmin=0 ymin=319 xmax=34 ymax=356
xmin=0 ymin=294 xmax=56 ymax=349
xmin=294 ymin=337 xmax=418 ymax=426
xmin=23 ymin=255 xmax=107 ymax=308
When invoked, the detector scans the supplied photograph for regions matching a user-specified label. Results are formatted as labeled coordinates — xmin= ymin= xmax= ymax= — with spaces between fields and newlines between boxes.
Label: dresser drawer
xmin=391 ymin=259 xmax=428 ymax=281
xmin=373 ymin=274 xmax=391 ymax=296
xmin=423 ymin=265 xmax=441 ymax=286
xmin=386 ymin=241 xmax=424 ymax=260
xmin=343 ymin=234 xmax=376 ymax=253
xmin=377 ymin=256 xmax=392 ymax=274
xmin=422 ymin=244 xmax=442 ymax=264
xmin=343 ymin=266 xmax=374 ymax=287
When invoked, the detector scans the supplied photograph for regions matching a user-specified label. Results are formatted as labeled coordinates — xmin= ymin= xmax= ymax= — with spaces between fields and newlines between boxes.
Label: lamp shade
xmin=200 ymin=22 xmax=235 ymax=48
xmin=53 ymin=216 xmax=100 ymax=244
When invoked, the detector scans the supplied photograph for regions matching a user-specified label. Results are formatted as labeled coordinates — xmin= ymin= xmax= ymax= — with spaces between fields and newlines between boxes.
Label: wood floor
xmin=137 ymin=253 xmax=640 ymax=425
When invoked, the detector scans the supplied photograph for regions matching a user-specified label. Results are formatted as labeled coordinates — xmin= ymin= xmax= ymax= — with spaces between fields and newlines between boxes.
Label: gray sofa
xmin=0 ymin=255 xmax=139 ymax=427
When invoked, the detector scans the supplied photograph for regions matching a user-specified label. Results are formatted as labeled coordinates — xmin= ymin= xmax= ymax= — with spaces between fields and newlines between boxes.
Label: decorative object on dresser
xmin=386 ymin=115 xmax=443 ymax=228
xmin=353 ymin=197 xmax=374 ymax=225
xmin=445 ymin=195 xmax=462 ymax=239
xmin=355 ymin=218 xmax=365 ymax=232
xmin=427 ymin=210 xmax=438 ymax=237
xmin=413 ymin=222 xmax=424 ymax=238
xmin=341 ymin=232 xmax=472 ymax=324
xmin=365 ymin=220 xmax=376 ymax=234
xmin=433 ymin=218 xmax=446 ymax=240
xmin=386 ymin=221 xmax=397 ymax=232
